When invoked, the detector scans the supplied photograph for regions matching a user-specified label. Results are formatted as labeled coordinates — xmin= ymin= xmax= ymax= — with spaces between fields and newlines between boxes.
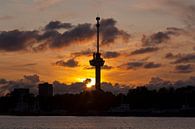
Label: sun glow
xmin=86 ymin=78 xmax=96 ymax=88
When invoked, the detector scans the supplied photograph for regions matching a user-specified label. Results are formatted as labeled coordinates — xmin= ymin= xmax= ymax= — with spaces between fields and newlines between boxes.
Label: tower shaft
xmin=89 ymin=17 xmax=105 ymax=91
xmin=95 ymin=63 xmax=101 ymax=90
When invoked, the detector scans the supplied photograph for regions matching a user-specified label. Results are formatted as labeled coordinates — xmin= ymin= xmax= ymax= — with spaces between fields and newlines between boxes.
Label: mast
xmin=96 ymin=17 xmax=100 ymax=53
xmin=89 ymin=17 xmax=105 ymax=91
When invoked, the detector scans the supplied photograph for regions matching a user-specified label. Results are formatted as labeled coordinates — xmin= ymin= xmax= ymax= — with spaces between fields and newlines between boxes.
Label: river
xmin=0 ymin=116 xmax=194 ymax=129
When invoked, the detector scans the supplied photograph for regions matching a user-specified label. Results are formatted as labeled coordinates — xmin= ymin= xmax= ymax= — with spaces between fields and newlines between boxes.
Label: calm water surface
xmin=0 ymin=116 xmax=194 ymax=129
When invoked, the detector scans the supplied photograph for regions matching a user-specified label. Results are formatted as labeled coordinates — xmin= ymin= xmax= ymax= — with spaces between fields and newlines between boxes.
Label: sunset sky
xmin=0 ymin=0 xmax=195 ymax=88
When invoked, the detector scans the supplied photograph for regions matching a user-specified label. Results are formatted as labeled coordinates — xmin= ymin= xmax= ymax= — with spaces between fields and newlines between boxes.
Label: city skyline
xmin=0 ymin=0 xmax=195 ymax=90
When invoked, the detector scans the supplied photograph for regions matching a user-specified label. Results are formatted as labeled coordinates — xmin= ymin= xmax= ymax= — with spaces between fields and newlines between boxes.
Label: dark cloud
xmin=71 ymin=49 xmax=92 ymax=57
xmin=55 ymin=59 xmax=78 ymax=67
xmin=100 ymin=18 xmax=130 ymax=45
xmin=23 ymin=74 xmax=40 ymax=83
xmin=166 ymin=27 xmax=186 ymax=33
xmin=1 ymin=74 xmax=195 ymax=96
xmin=52 ymin=81 xmax=69 ymax=95
xmin=22 ymin=63 xmax=37 ymax=66
xmin=174 ymin=64 xmax=193 ymax=73
xmin=41 ymin=23 xmax=95 ymax=49
xmin=103 ymin=51 xmax=120 ymax=59
xmin=120 ymin=61 xmax=161 ymax=70
xmin=0 ymin=75 xmax=85 ymax=96
xmin=131 ymin=47 xmax=159 ymax=55
xmin=53 ymin=81 xmax=129 ymax=95
xmin=142 ymin=27 xmax=183 ymax=46
xmin=101 ymin=82 xmax=129 ymax=95
xmin=142 ymin=32 xmax=170 ymax=46
xmin=165 ymin=53 xmax=174 ymax=59
xmin=173 ymin=53 xmax=195 ymax=64
xmin=102 ymin=65 xmax=113 ymax=70
xmin=0 ymin=18 xmax=129 ymax=52
xmin=38 ymin=18 xmax=130 ymax=49
xmin=146 ymin=76 xmax=195 ymax=90
xmin=165 ymin=53 xmax=195 ymax=64
xmin=174 ymin=76 xmax=195 ymax=87
xmin=84 ymin=64 xmax=113 ymax=70
xmin=83 ymin=78 xmax=91 ymax=85
xmin=0 ymin=75 xmax=128 ymax=96
xmin=144 ymin=62 xmax=161 ymax=69
xmin=0 ymin=30 xmax=38 ymax=52
xmin=0 ymin=75 xmax=89 ymax=96
xmin=84 ymin=66 xmax=94 ymax=70
xmin=165 ymin=52 xmax=181 ymax=59
xmin=0 ymin=74 xmax=40 ymax=96
xmin=44 ymin=18 xmax=130 ymax=48
xmin=44 ymin=21 xmax=73 ymax=30
xmin=0 ymin=79 xmax=8 ymax=84
xmin=53 ymin=81 xmax=86 ymax=94
xmin=146 ymin=77 xmax=173 ymax=90
xmin=122 ymin=61 xmax=144 ymax=69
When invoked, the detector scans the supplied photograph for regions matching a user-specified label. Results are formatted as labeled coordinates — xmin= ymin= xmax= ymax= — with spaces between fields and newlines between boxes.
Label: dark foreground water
xmin=0 ymin=116 xmax=195 ymax=129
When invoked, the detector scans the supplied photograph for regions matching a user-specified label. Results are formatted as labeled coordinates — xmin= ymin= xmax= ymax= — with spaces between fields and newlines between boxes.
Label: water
xmin=0 ymin=116 xmax=194 ymax=129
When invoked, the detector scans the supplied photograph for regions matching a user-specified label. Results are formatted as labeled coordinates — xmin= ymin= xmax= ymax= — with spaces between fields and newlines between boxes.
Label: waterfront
xmin=0 ymin=116 xmax=195 ymax=129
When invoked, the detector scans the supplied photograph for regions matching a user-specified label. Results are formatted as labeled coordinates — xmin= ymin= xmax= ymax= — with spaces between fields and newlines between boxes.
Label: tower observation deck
xmin=89 ymin=17 xmax=105 ymax=91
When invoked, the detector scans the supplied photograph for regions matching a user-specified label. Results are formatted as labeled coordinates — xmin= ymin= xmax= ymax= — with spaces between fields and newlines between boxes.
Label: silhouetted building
xmin=10 ymin=88 xmax=36 ymax=112
xmin=11 ymin=88 xmax=30 ymax=97
xmin=38 ymin=83 xmax=53 ymax=97
xmin=90 ymin=17 xmax=105 ymax=91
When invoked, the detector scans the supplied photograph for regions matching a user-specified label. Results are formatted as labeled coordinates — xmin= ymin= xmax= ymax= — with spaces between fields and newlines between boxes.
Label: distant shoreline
xmin=1 ymin=111 xmax=195 ymax=117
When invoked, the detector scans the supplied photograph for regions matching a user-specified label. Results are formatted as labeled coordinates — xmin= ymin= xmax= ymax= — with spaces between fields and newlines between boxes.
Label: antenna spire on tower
xmin=96 ymin=17 xmax=100 ymax=53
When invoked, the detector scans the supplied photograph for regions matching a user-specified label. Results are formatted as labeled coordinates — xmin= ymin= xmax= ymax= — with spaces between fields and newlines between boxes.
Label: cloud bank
xmin=120 ymin=61 xmax=161 ymax=70
xmin=1 ymin=74 xmax=195 ymax=96
xmin=0 ymin=18 xmax=130 ymax=52
xmin=55 ymin=59 xmax=79 ymax=68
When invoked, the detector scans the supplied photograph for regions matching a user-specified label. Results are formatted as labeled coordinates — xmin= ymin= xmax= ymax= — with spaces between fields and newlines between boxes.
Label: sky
xmin=0 ymin=0 xmax=195 ymax=94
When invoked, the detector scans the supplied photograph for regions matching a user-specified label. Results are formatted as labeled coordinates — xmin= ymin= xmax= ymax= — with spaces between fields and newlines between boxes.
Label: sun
xmin=78 ymin=78 xmax=96 ymax=88
xmin=86 ymin=78 xmax=95 ymax=88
